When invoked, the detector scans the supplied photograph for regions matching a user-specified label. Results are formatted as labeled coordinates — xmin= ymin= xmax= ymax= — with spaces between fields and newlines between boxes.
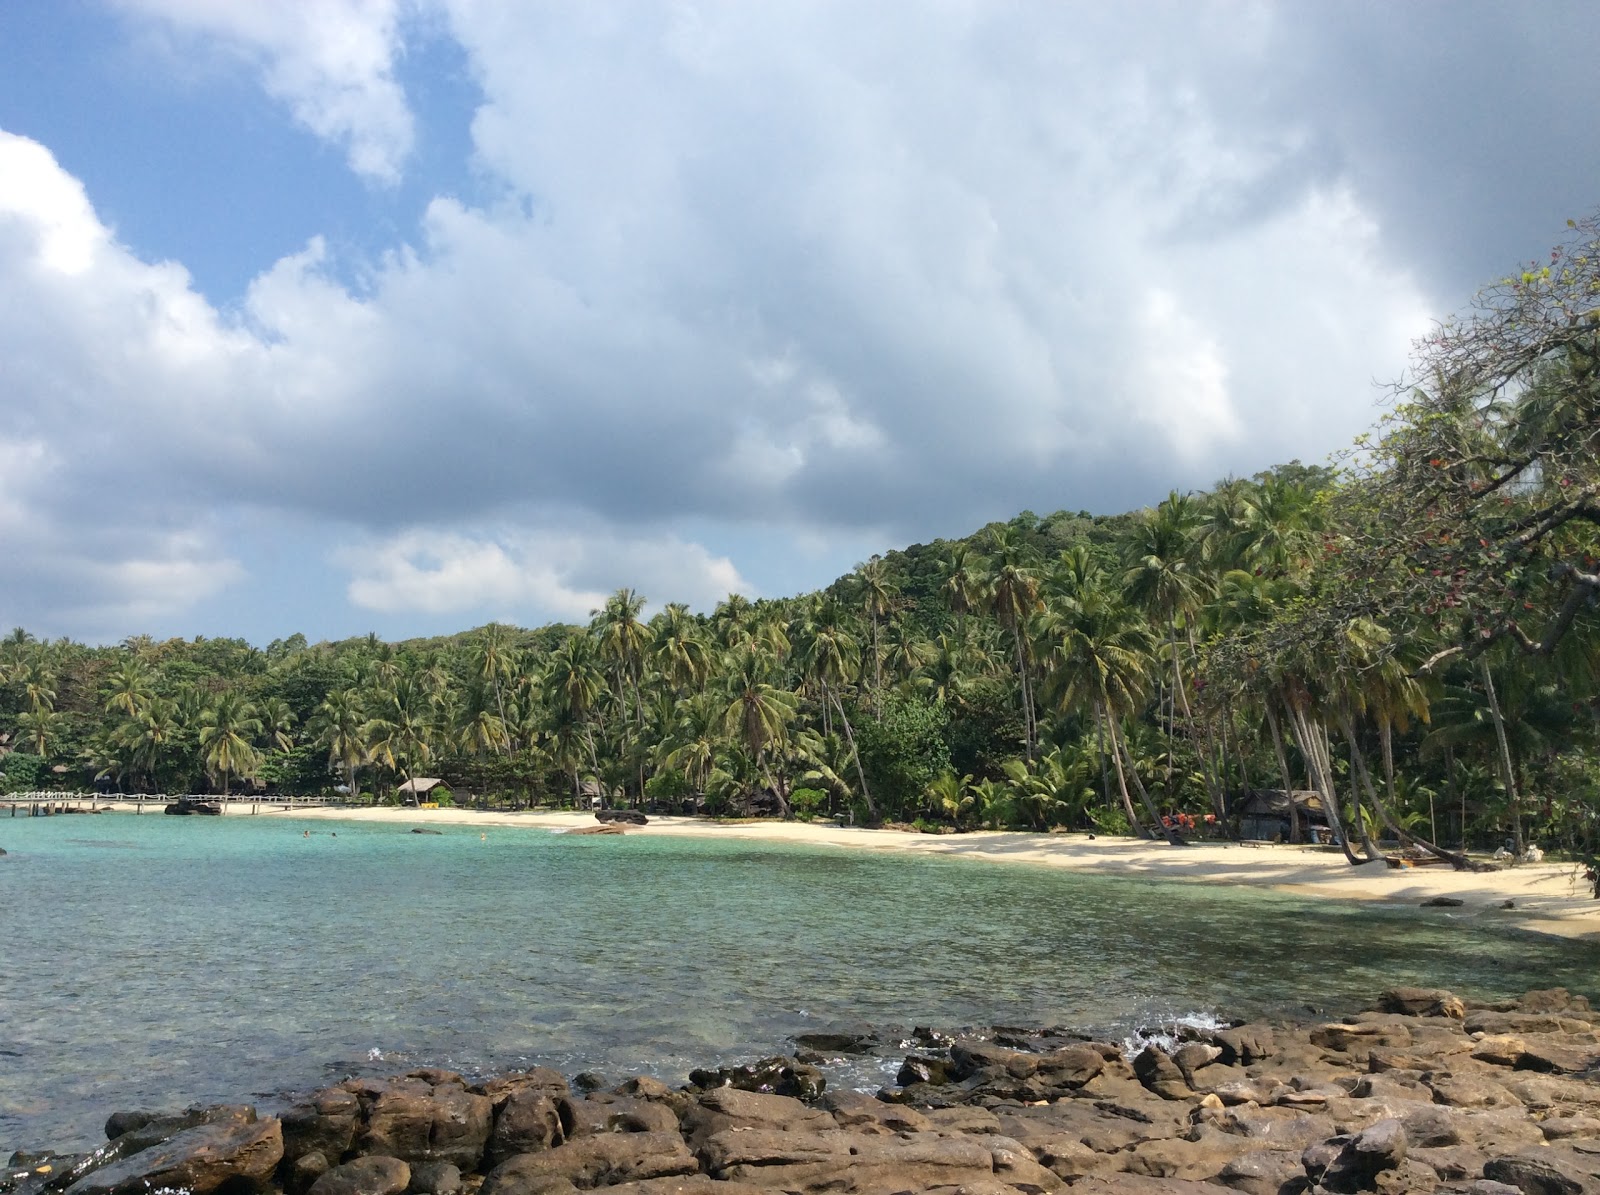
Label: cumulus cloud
xmin=3 ymin=2 xmax=1597 ymax=640
xmin=110 ymin=0 xmax=414 ymax=182
xmin=340 ymin=526 xmax=750 ymax=622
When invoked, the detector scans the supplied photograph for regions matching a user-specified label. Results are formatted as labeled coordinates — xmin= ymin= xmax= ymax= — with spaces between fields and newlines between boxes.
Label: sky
xmin=2 ymin=2 xmax=1598 ymax=647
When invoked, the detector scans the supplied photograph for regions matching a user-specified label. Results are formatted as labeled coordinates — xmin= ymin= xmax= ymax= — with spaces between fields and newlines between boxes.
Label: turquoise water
xmin=2 ymin=812 xmax=1597 ymax=1154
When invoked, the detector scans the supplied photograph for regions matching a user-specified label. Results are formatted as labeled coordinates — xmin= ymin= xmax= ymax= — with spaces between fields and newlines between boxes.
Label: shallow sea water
xmin=2 ymin=812 xmax=1596 ymax=1152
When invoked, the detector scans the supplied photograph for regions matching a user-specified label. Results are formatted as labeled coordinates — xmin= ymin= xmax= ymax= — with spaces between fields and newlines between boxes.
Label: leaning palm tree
xmin=983 ymin=527 xmax=1044 ymax=758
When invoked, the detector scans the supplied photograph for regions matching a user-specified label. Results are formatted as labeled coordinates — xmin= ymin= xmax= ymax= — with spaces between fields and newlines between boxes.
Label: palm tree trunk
xmin=1115 ymin=718 xmax=1181 ymax=846
xmin=1478 ymin=659 xmax=1524 ymax=855
xmin=1264 ymin=702 xmax=1300 ymax=843
xmin=1098 ymin=704 xmax=1145 ymax=835
xmin=1285 ymin=701 xmax=1363 ymax=865
xmin=830 ymin=689 xmax=876 ymax=819
xmin=1338 ymin=710 xmax=1469 ymax=869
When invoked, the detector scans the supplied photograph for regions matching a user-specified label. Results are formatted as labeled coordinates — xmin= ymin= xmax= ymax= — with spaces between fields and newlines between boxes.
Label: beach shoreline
xmin=90 ymin=800 xmax=1600 ymax=941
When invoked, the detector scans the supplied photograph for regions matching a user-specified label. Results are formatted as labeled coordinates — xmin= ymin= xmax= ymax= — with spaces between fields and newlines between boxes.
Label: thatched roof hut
xmin=398 ymin=777 xmax=447 ymax=796
xmin=1236 ymin=789 xmax=1327 ymax=842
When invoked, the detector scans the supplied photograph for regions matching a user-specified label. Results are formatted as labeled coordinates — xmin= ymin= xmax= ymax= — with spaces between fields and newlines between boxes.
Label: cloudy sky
xmin=2 ymin=2 xmax=1597 ymax=646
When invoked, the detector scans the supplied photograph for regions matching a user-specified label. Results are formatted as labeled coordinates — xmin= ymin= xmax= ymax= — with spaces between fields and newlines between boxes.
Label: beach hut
xmin=397 ymin=777 xmax=449 ymax=807
xmin=1236 ymin=789 xmax=1328 ymax=843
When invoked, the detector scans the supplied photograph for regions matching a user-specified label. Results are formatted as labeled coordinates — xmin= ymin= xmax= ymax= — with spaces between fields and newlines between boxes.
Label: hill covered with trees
xmin=4 ymin=215 xmax=1597 ymax=864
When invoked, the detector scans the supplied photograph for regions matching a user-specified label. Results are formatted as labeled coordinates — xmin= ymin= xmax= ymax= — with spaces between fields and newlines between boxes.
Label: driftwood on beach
xmin=6 ymin=986 xmax=1600 ymax=1195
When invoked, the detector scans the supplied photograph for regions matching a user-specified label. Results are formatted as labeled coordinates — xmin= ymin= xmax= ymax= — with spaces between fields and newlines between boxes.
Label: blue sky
xmin=2 ymin=1 xmax=1598 ymax=646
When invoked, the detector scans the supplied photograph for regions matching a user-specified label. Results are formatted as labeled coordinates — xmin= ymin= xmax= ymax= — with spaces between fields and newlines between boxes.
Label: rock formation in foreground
xmin=5 ymin=986 xmax=1600 ymax=1195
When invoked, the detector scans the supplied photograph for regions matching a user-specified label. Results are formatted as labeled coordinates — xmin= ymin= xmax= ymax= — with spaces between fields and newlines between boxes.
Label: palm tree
xmin=983 ymin=527 xmax=1044 ymax=758
xmin=794 ymin=606 xmax=876 ymax=818
xmin=311 ymin=688 xmax=369 ymax=801
xmin=196 ymin=692 xmax=264 ymax=795
xmin=363 ymin=675 xmax=436 ymax=798
xmin=651 ymin=603 xmax=713 ymax=693
xmin=258 ymin=696 xmax=297 ymax=752
xmin=855 ymin=557 xmax=897 ymax=708
xmin=594 ymin=589 xmax=650 ymax=728
xmin=101 ymin=658 xmax=154 ymax=718
xmin=721 ymin=646 xmax=797 ymax=815
xmin=1040 ymin=581 xmax=1175 ymax=842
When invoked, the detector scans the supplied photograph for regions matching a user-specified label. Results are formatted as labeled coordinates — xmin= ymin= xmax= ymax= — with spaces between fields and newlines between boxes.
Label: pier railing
xmin=5 ymin=793 xmax=341 ymax=816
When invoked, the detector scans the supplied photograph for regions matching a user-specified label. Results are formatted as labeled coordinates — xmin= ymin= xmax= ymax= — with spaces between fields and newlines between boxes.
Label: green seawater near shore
xmin=2 ymin=813 xmax=1596 ymax=1154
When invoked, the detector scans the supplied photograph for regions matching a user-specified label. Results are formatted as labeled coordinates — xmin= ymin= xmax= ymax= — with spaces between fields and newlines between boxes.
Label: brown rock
xmin=283 ymin=1088 xmax=363 ymax=1167
xmin=1428 ymin=1072 xmax=1525 ymax=1109
xmin=1482 ymin=1153 xmax=1585 ymax=1195
xmin=820 ymin=1091 xmax=932 ymax=1135
xmin=1135 ymin=1046 xmax=1193 ymax=1100
xmin=64 ymin=1117 xmax=284 ymax=1195
xmin=707 ymin=1130 xmax=999 ymax=1193
xmin=1518 ymin=989 xmax=1590 ymax=1015
xmin=308 ymin=1156 xmax=411 ymax=1195
xmin=1376 ymin=986 xmax=1467 ymax=1019
xmin=1214 ymin=1150 xmax=1302 ymax=1195
xmin=687 ymin=1056 xmax=823 ymax=1101
xmin=564 ymin=1095 xmax=677 ymax=1138
xmin=680 ymin=1087 xmax=833 ymax=1150
xmin=1035 ymin=1044 xmax=1107 ymax=1091
xmin=289 ymin=1150 xmax=332 ymax=1194
xmin=950 ymin=1040 xmax=1039 ymax=1081
xmin=921 ymin=1105 xmax=1004 ymax=1135
xmin=479 ymin=1133 xmax=696 ymax=1194
xmin=408 ymin=1160 xmax=462 ymax=1195
xmin=1309 ymin=1021 xmax=1412 ymax=1058
xmin=486 ymin=1089 xmax=566 ymax=1165
xmin=360 ymin=1078 xmax=493 ymax=1170
xmin=1210 ymin=1025 xmax=1276 ymax=1067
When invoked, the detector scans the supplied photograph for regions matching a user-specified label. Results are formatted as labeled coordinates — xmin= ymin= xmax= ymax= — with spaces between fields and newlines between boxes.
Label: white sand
xmin=91 ymin=801 xmax=1596 ymax=942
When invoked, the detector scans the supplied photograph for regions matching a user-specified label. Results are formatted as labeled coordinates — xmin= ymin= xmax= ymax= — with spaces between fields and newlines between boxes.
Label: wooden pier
xmin=5 ymin=792 xmax=340 ymax=817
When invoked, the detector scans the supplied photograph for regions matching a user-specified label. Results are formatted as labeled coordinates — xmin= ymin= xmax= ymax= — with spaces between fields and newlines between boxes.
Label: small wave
xmin=1120 ymin=1010 xmax=1230 ymax=1060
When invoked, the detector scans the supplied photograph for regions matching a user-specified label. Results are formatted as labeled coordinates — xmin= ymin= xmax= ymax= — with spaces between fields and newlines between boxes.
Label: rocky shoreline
xmin=6 ymin=988 xmax=1599 ymax=1195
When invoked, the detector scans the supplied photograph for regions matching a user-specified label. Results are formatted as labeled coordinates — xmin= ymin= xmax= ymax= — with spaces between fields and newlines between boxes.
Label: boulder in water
xmin=63 ymin=1117 xmax=282 ymax=1195
xmin=595 ymin=808 xmax=648 ymax=825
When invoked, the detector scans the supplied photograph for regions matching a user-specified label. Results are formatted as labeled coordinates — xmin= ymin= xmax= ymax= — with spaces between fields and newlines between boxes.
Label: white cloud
xmin=111 ymin=0 xmax=414 ymax=182
xmin=5 ymin=2 xmax=1595 ymax=642
xmin=340 ymin=527 xmax=751 ymax=622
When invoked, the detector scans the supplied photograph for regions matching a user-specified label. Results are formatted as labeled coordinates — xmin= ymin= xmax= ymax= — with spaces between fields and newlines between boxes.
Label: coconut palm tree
xmin=196 ymin=692 xmax=264 ymax=795
xmin=311 ymin=687 xmax=369 ymax=801
xmin=721 ymin=646 xmax=798 ymax=815
xmin=982 ymin=527 xmax=1044 ymax=758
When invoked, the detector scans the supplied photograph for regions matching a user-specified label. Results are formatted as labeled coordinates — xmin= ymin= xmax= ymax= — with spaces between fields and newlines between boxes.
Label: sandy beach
xmin=89 ymin=801 xmax=1598 ymax=941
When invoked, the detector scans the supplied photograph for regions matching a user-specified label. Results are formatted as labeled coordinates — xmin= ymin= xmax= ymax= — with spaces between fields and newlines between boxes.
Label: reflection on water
xmin=2 ymin=814 xmax=1596 ymax=1152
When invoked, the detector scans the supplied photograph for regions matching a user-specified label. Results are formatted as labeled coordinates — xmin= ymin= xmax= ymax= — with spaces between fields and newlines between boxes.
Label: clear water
xmin=2 ymin=812 xmax=1596 ymax=1154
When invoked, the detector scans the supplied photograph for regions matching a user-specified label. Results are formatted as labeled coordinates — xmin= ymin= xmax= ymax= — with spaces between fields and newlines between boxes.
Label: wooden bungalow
xmin=1235 ymin=788 xmax=1329 ymax=843
xmin=397 ymin=777 xmax=450 ymax=807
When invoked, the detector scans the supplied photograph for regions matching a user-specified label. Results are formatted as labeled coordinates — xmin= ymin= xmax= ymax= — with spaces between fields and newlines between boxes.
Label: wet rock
xmin=687 ymin=1056 xmax=823 ymax=1101
xmin=63 ymin=1116 xmax=283 ymax=1195
xmin=479 ymin=1132 xmax=695 ymax=1194
xmin=949 ymin=1039 xmax=1038 ymax=1081
xmin=100 ymin=1114 xmax=155 ymax=1143
xmin=1375 ymin=986 xmax=1466 ymax=1019
xmin=595 ymin=809 xmax=647 ymax=825
xmin=790 ymin=1025 xmax=881 ymax=1054
xmin=1171 ymin=1042 xmax=1223 ymax=1087
xmin=1421 ymin=896 xmax=1464 ymax=907
xmin=410 ymin=829 xmax=443 ymax=835
xmin=897 ymin=1055 xmax=952 ymax=1086
xmin=307 ymin=1155 xmax=411 ymax=1195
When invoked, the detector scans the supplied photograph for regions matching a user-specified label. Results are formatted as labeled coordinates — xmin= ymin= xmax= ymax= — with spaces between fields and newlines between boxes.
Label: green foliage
xmin=0 ymin=751 xmax=44 ymax=792
xmin=788 ymin=786 xmax=828 ymax=819
xmin=854 ymin=695 xmax=950 ymax=822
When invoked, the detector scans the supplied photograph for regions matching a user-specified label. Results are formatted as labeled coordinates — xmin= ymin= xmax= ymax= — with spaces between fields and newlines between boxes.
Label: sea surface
xmin=2 ymin=811 xmax=1597 ymax=1154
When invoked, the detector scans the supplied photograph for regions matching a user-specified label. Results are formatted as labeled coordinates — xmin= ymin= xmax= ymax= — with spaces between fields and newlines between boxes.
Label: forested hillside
xmin=4 ymin=217 xmax=1597 ymax=863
